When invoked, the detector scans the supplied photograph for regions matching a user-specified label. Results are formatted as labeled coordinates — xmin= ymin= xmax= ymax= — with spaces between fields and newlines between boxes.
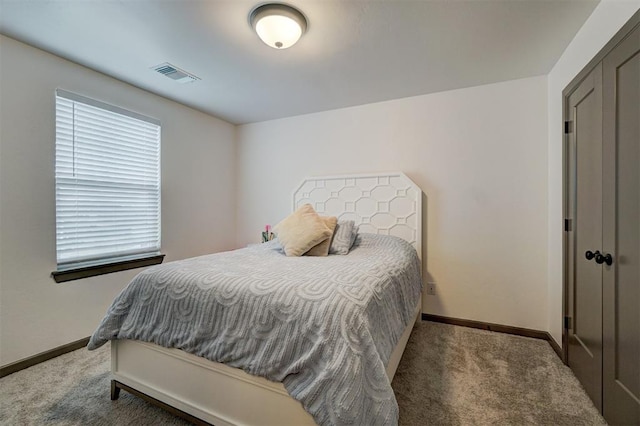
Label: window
xmin=53 ymin=89 xmax=163 ymax=282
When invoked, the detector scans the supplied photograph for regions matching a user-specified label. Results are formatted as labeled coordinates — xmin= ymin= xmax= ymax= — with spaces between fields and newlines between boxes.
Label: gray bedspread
xmin=88 ymin=233 xmax=422 ymax=425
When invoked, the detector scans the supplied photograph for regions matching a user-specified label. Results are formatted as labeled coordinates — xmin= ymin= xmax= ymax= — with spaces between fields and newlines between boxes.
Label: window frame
xmin=52 ymin=89 xmax=164 ymax=283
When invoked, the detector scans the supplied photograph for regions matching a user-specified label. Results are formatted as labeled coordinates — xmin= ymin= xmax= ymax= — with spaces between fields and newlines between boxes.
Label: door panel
xmin=602 ymin=23 xmax=640 ymax=425
xmin=567 ymin=63 xmax=603 ymax=411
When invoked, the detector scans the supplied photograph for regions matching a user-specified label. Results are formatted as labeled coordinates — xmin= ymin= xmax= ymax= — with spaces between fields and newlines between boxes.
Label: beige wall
xmin=546 ymin=0 xmax=640 ymax=345
xmin=0 ymin=36 xmax=237 ymax=366
xmin=237 ymin=76 xmax=549 ymax=331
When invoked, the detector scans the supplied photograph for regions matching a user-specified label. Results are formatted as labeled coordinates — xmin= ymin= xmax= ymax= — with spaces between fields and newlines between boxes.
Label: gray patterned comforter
xmin=88 ymin=233 xmax=422 ymax=425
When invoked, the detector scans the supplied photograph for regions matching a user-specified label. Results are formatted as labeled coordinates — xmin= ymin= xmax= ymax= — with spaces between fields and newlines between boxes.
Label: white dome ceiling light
xmin=249 ymin=3 xmax=307 ymax=49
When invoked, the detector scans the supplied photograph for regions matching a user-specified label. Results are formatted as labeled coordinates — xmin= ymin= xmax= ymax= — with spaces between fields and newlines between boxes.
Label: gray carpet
xmin=0 ymin=321 xmax=604 ymax=425
xmin=393 ymin=322 xmax=604 ymax=425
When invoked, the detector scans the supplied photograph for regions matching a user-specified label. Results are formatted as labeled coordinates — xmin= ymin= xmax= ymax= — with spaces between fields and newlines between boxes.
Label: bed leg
xmin=111 ymin=380 xmax=121 ymax=400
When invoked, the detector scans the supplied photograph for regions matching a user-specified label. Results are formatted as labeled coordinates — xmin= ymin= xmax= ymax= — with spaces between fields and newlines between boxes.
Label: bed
xmin=90 ymin=172 xmax=423 ymax=426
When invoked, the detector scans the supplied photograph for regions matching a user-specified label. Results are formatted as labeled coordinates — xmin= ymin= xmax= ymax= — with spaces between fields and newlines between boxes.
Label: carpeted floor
xmin=393 ymin=322 xmax=604 ymax=425
xmin=0 ymin=321 xmax=605 ymax=425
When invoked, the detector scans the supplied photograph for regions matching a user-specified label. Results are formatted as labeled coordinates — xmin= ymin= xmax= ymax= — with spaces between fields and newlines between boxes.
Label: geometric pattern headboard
xmin=293 ymin=172 xmax=422 ymax=260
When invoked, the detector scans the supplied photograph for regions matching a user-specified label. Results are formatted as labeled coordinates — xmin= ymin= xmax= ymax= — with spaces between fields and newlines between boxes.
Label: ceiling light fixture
xmin=249 ymin=3 xmax=307 ymax=49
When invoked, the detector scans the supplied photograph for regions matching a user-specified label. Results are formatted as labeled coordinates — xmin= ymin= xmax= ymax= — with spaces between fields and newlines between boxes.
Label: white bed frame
xmin=110 ymin=172 xmax=423 ymax=425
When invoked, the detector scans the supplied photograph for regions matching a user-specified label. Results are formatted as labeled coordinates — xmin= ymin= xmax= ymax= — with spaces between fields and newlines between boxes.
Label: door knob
xmin=585 ymin=250 xmax=599 ymax=260
xmin=595 ymin=252 xmax=613 ymax=266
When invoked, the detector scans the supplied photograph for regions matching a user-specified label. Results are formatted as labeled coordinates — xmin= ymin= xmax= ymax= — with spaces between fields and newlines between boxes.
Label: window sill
xmin=51 ymin=254 xmax=165 ymax=283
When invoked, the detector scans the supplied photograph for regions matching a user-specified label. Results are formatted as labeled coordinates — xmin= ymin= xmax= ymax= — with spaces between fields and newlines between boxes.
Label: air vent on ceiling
xmin=151 ymin=62 xmax=200 ymax=84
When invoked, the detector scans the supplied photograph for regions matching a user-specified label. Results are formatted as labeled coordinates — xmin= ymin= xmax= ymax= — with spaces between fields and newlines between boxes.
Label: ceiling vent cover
xmin=151 ymin=63 xmax=200 ymax=84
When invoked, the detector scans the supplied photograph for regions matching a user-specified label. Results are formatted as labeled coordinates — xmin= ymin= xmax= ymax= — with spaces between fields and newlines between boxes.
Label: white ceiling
xmin=0 ymin=0 xmax=599 ymax=124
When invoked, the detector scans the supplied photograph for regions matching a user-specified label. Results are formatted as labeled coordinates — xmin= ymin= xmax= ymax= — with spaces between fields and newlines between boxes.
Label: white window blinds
xmin=55 ymin=89 xmax=161 ymax=269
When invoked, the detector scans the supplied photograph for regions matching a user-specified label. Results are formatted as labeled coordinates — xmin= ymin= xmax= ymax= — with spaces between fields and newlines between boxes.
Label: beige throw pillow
xmin=274 ymin=204 xmax=332 ymax=257
xmin=305 ymin=216 xmax=338 ymax=256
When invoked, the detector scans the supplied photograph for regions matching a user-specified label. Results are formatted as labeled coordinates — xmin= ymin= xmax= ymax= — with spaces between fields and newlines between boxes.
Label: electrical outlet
xmin=427 ymin=282 xmax=436 ymax=295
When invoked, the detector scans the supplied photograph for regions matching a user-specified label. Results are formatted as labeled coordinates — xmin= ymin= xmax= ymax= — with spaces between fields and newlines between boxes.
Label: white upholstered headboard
xmin=293 ymin=172 xmax=422 ymax=260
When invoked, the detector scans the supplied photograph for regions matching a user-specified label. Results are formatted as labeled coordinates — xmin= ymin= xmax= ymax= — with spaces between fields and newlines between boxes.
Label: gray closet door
xmin=602 ymin=22 xmax=640 ymax=425
xmin=567 ymin=63 xmax=603 ymax=411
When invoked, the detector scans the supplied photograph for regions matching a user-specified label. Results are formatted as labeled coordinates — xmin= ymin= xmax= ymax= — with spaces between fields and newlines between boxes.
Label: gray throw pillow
xmin=329 ymin=220 xmax=358 ymax=255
